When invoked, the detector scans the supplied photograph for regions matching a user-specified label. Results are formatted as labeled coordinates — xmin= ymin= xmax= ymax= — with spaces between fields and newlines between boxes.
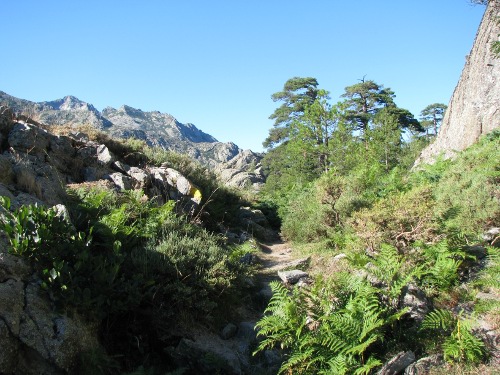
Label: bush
xmin=350 ymin=184 xmax=439 ymax=250
xmin=433 ymin=132 xmax=500 ymax=238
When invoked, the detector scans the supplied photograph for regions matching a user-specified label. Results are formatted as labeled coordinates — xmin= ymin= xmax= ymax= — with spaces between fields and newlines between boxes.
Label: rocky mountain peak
xmin=0 ymin=91 xmax=265 ymax=190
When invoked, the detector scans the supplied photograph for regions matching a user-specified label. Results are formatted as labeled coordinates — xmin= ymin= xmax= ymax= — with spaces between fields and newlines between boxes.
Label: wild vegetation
xmin=0 ymin=130 xmax=255 ymax=373
xmin=253 ymin=74 xmax=500 ymax=374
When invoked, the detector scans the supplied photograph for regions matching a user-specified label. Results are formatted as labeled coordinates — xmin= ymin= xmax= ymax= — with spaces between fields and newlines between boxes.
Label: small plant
xmin=417 ymin=241 xmax=468 ymax=292
xmin=421 ymin=309 xmax=485 ymax=364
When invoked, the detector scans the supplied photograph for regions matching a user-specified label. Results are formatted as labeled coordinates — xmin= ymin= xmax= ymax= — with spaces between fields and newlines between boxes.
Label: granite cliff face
xmin=0 ymin=91 xmax=264 ymax=189
xmin=416 ymin=1 xmax=500 ymax=164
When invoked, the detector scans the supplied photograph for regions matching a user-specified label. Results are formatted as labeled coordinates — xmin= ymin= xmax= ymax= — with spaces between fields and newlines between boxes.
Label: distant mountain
xmin=0 ymin=91 xmax=264 ymax=189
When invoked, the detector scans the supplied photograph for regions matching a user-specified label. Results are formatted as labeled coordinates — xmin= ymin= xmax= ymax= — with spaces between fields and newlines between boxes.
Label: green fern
xmin=442 ymin=319 xmax=485 ymax=363
xmin=366 ymin=244 xmax=419 ymax=301
xmin=353 ymin=356 xmax=382 ymax=375
xmin=255 ymin=274 xmax=405 ymax=374
xmin=421 ymin=309 xmax=456 ymax=332
xmin=419 ymin=241 xmax=465 ymax=291
xmin=474 ymin=247 xmax=500 ymax=290
xmin=421 ymin=309 xmax=485 ymax=364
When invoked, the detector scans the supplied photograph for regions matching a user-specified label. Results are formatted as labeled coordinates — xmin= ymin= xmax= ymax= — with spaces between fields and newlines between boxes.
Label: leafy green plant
xmin=366 ymin=244 xmax=420 ymax=301
xmin=255 ymin=274 xmax=407 ymax=374
xmin=432 ymin=132 xmax=500 ymax=238
xmin=421 ymin=309 xmax=485 ymax=364
xmin=0 ymin=196 xmax=136 ymax=316
xmin=418 ymin=241 xmax=468 ymax=292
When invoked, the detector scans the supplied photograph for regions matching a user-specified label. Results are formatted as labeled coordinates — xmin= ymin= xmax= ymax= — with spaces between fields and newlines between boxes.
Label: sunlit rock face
xmin=416 ymin=1 xmax=500 ymax=165
xmin=0 ymin=91 xmax=265 ymax=189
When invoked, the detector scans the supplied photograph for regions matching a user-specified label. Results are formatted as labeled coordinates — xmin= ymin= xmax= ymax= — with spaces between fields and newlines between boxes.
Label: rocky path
xmin=254 ymin=240 xmax=294 ymax=280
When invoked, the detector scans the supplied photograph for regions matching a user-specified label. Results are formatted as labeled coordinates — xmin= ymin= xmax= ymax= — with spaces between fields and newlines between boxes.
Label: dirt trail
xmin=255 ymin=240 xmax=294 ymax=278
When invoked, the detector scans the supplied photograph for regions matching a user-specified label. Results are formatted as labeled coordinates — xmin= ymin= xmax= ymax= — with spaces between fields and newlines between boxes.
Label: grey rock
xmin=220 ymin=323 xmax=238 ymax=340
xmin=96 ymin=144 xmax=115 ymax=166
xmin=83 ymin=166 xmax=107 ymax=182
xmin=476 ymin=292 xmax=499 ymax=301
xmin=18 ymin=282 xmax=99 ymax=372
xmin=263 ymin=349 xmax=282 ymax=368
xmin=404 ymin=354 xmax=443 ymax=375
xmin=0 ymin=154 xmax=13 ymax=185
xmin=12 ymin=161 xmax=66 ymax=205
xmin=172 ymin=338 xmax=242 ymax=374
xmin=0 ymin=252 xmax=31 ymax=281
xmin=68 ymin=131 xmax=90 ymax=142
xmin=465 ymin=245 xmax=488 ymax=259
xmin=280 ymin=257 xmax=311 ymax=271
xmin=0 ymin=319 xmax=19 ymax=374
xmin=52 ymin=204 xmax=73 ymax=228
xmin=238 ymin=207 xmax=269 ymax=226
xmin=258 ymin=284 xmax=274 ymax=302
xmin=278 ymin=269 xmax=309 ymax=284
xmin=49 ymin=135 xmax=75 ymax=156
xmin=236 ymin=321 xmax=258 ymax=344
xmin=0 ymin=183 xmax=15 ymax=203
xmin=333 ymin=253 xmax=347 ymax=261
xmin=8 ymin=122 xmax=50 ymax=155
xmin=401 ymin=284 xmax=430 ymax=323
xmin=164 ymin=167 xmax=193 ymax=195
xmin=377 ymin=351 xmax=416 ymax=375
xmin=0 ymin=278 xmax=25 ymax=335
xmin=113 ymin=161 xmax=150 ymax=188
xmin=76 ymin=145 xmax=97 ymax=165
xmin=11 ymin=192 xmax=46 ymax=211
xmin=296 ymin=277 xmax=313 ymax=288
xmin=415 ymin=2 xmax=500 ymax=166
xmin=105 ymin=172 xmax=133 ymax=191
xmin=0 ymin=198 xmax=98 ymax=375
xmin=482 ymin=227 xmax=500 ymax=243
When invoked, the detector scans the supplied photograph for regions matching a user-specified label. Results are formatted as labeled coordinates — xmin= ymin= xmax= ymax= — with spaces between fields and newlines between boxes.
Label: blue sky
xmin=1 ymin=1 xmax=486 ymax=152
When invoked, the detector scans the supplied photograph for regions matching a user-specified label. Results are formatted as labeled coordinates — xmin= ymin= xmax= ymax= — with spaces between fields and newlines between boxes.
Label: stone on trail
xmin=277 ymin=269 xmax=308 ymax=284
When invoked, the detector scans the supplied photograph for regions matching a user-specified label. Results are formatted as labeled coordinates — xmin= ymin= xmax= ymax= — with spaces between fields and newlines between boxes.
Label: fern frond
xmin=347 ymin=333 xmax=381 ymax=356
xmin=443 ymin=324 xmax=485 ymax=363
xmin=321 ymin=354 xmax=349 ymax=375
xmin=353 ymin=356 xmax=382 ymax=375
xmin=320 ymin=334 xmax=349 ymax=354
xmin=279 ymin=348 xmax=315 ymax=374
xmin=421 ymin=309 xmax=456 ymax=331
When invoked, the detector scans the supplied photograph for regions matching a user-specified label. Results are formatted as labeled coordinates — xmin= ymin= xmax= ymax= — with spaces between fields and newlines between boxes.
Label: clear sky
xmin=1 ymin=1 xmax=486 ymax=152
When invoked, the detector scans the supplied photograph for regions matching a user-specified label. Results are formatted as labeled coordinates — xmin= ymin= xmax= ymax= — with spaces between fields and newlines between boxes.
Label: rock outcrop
xmin=0 ymin=91 xmax=265 ymax=190
xmin=416 ymin=1 xmax=500 ymax=165
xmin=0 ymin=107 xmax=275 ymax=374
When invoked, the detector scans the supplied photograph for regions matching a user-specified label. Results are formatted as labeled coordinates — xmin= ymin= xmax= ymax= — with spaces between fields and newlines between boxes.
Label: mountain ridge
xmin=0 ymin=90 xmax=264 ymax=189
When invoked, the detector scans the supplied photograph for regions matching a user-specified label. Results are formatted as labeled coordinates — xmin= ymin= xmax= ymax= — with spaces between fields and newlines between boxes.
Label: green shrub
xmin=350 ymin=184 xmax=438 ymax=250
xmin=0 ymin=196 xmax=138 ymax=317
xmin=433 ymin=132 xmax=500 ymax=238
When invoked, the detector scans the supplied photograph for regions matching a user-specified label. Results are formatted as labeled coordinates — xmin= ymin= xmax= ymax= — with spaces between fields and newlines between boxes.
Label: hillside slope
xmin=0 ymin=91 xmax=264 ymax=189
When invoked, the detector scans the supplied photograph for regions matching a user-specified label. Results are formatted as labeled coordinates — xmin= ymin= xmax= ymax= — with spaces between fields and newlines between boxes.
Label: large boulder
xmin=0 ymin=252 xmax=98 ymax=374
xmin=8 ymin=122 xmax=50 ymax=156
